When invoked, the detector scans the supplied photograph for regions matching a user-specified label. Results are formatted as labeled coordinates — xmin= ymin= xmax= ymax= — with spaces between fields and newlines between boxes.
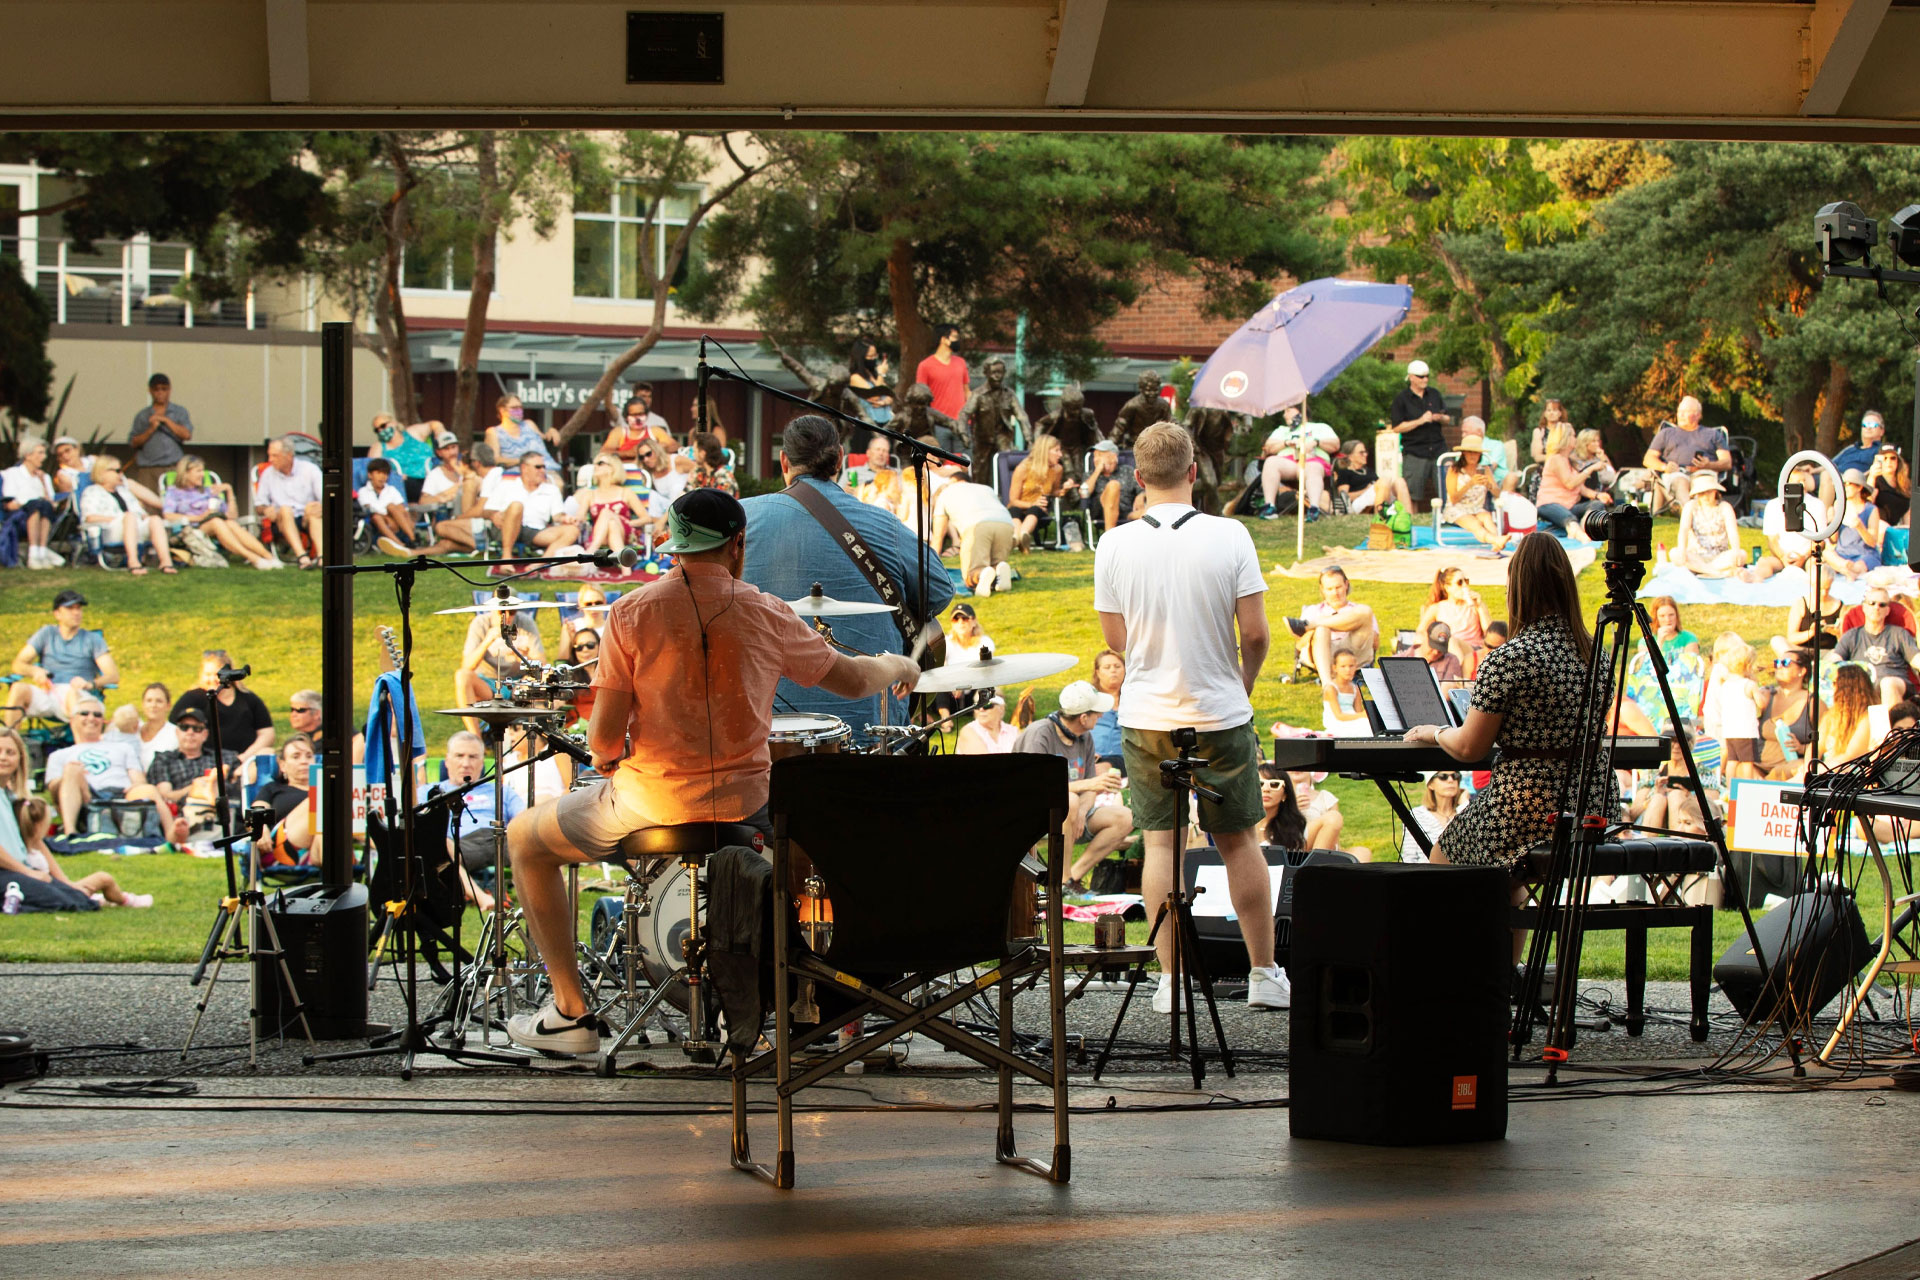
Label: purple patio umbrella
xmin=1189 ymin=278 xmax=1413 ymax=417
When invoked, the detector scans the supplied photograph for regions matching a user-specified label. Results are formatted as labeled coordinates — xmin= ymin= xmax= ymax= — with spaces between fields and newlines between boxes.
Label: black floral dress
xmin=1437 ymin=614 xmax=1617 ymax=868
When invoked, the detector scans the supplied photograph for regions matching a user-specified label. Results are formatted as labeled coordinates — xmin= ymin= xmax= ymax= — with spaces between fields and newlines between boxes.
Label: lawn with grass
xmin=4 ymin=510 xmax=1807 ymax=978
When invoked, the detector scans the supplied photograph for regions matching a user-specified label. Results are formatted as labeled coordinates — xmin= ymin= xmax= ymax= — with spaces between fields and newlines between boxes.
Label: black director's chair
xmin=730 ymin=753 xmax=1071 ymax=1189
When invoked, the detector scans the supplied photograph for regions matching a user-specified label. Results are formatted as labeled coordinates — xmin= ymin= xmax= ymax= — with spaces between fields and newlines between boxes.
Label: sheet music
xmin=1361 ymin=667 xmax=1404 ymax=732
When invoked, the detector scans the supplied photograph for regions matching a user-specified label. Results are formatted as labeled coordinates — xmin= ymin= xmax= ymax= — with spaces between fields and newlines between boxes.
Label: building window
xmin=573 ymin=181 xmax=700 ymax=301
xmin=402 ymin=241 xmax=477 ymax=293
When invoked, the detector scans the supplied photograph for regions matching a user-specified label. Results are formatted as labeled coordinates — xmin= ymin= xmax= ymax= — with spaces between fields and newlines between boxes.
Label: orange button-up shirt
xmin=594 ymin=562 xmax=838 ymax=823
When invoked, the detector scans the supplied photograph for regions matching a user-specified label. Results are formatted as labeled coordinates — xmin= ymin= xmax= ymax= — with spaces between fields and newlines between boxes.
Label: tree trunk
xmin=449 ymin=133 xmax=501 ymax=444
xmin=888 ymin=234 xmax=932 ymax=394
xmin=1430 ymin=236 xmax=1516 ymax=432
xmin=1780 ymin=386 xmax=1815 ymax=460
xmin=1815 ymin=360 xmax=1850 ymax=458
xmin=373 ymin=135 xmax=421 ymax=425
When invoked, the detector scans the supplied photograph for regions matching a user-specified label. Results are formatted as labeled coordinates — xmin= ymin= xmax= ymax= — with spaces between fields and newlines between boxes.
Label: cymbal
xmin=786 ymin=590 xmax=899 ymax=617
xmin=913 ymin=652 xmax=1077 ymax=693
xmin=434 ymin=599 xmax=565 ymax=615
xmin=434 ymin=701 xmax=570 ymax=724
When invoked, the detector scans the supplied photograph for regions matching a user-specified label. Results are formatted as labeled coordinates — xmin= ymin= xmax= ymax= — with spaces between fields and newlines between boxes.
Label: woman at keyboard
xmin=1399 ymin=532 xmax=1617 ymax=961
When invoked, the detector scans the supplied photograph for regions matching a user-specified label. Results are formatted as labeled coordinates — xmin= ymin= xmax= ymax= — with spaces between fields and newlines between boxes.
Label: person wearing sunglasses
xmin=483 ymin=456 xmax=581 ymax=556
xmin=1833 ymin=587 xmax=1919 ymax=707
xmin=1761 ymin=647 xmax=1815 ymax=776
xmin=1400 ymin=770 xmax=1463 ymax=863
xmin=44 ymin=696 xmax=164 ymax=839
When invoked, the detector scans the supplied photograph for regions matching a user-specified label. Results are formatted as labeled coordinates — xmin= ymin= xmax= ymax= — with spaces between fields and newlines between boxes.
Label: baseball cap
xmin=1427 ymin=620 xmax=1453 ymax=645
xmin=951 ymin=602 xmax=976 ymax=620
xmin=172 ymin=706 xmax=209 ymax=727
xmin=1093 ymin=440 xmax=1120 ymax=455
xmin=1057 ymin=680 xmax=1115 ymax=717
xmin=52 ymin=589 xmax=87 ymax=610
xmin=1407 ymin=360 xmax=1430 ymax=378
xmin=1842 ymin=469 xmax=1869 ymax=488
xmin=53 ymin=435 xmax=80 ymax=449
xmin=435 ymin=430 xmax=458 ymax=448
xmin=659 ymin=489 xmax=746 ymax=554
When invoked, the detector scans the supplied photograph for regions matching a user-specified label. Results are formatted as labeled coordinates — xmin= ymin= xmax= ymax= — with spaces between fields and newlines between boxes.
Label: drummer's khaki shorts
xmin=959 ymin=518 xmax=1015 ymax=583
xmin=552 ymin=777 xmax=769 ymax=862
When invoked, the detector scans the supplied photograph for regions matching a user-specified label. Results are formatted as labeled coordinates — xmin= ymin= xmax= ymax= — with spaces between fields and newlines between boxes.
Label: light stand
xmin=1512 ymin=511 xmax=1798 ymax=1081
xmin=1092 ymin=727 xmax=1236 ymax=1089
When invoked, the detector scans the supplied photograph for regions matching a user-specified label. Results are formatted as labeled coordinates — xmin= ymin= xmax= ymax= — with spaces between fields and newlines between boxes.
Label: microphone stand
xmin=305 ymin=549 xmax=585 ymax=1078
xmin=700 ymin=340 xmax=970 ymax=722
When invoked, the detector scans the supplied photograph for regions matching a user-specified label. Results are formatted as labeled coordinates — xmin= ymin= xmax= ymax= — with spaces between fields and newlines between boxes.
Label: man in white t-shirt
xmin=484 ymin=455 xmax=581 ymax=552
xmin=254 ymin=435 xmax=325 ymax=567
xmin=930 ymin=466 xmax=1018 ymax=597
xmin=46 ymin=696 xmax=162 ymax=838
xmin=1747 ymin=457 xmax=1854 ymax=582
xmin=1093 ymin=421 xmax=1286 ymax=1012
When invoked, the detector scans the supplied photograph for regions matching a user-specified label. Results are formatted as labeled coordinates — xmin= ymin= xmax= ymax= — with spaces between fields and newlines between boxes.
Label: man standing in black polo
xmin=129 ymin=372 xmax=193 ymax=500
xmin=1388 ymin=359 xmax=1450 ymax=508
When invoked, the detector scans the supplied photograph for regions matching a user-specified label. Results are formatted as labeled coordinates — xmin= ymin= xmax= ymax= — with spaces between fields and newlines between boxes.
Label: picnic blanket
xmin=1276 ymin=541 xmax=1597 ymax=586
xmin=1634 ymin=563 xmax=1917 ymax=608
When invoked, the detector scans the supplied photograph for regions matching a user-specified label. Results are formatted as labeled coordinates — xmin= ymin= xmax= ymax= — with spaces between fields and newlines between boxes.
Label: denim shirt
xmin=742 ymin=475 xmax=955 ymax=740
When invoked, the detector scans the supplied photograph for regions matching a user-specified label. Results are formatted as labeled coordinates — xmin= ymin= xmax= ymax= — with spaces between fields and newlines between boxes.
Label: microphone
xmin=494 ymin=583 xmax=518 ymax=637
xmin=536 ymin=730 xmax=594 ymax=767
xmin=696 ymin=336 xmax=709 ymax=437
xmin=594 ymin=545 xmax=642 ymax=570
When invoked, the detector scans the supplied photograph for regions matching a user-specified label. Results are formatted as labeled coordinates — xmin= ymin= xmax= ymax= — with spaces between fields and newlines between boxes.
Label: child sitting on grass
xmin=4 ymin=797 xmax=153 ymax=909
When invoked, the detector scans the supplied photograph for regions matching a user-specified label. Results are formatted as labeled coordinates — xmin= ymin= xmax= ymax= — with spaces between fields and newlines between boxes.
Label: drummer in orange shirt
xmin=505 ymin=489 xmax=919 ymax=1055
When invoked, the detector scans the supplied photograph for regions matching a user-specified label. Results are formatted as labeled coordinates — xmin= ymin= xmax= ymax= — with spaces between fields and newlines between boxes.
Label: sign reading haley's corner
xmin=510 ymin=380 xmax=635 ymax=410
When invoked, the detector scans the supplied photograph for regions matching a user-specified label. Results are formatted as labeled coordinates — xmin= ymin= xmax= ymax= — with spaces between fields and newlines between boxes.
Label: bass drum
xmin=628 ymin=857 xmax=697 ymax=1012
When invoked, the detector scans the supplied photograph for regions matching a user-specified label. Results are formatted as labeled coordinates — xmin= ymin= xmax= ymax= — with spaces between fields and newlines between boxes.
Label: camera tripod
xmin=1513 ymin=546 xmax=1795 ymax=1080
xmin=1094 ymin=727 xmax=1236 ymax=1088
xmin=183 ymin=802 xmax=314 ymax=1065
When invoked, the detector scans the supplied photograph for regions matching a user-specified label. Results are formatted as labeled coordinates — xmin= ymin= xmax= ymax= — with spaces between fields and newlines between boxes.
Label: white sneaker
xmin=506 ymin=1001 xmax=602 ymax=1055
xmin=1151 ymin=973 xmax=1175 ymax=1015
xmin=973 ymin=571 xmax=993 ymax=598
xmin=994 ymin=560 xmax=1013 ymax=593
xmin=376 ymin=535 xmax=410 ymax=558
xmin=42 ymin=546 xmax=64 ymax=567
xmin=25 ymin=546 xmax=45 ymax=569
xmin=1246 ymin=964 xmax=1291 ymax=1010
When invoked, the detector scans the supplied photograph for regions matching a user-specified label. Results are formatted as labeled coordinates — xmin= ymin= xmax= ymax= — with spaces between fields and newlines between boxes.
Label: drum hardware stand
xmin=1512 ymin=514 xmax=1797 ymax=1082
xmin=1094 ymin=727 xmax=1236 ymax=1088
xmin=183 ymin=803 xmax=314 ymax=1066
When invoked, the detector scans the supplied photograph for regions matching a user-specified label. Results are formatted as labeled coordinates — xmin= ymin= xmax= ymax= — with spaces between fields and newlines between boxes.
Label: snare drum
xmin=767 ymin=713 xmax=851 ymax=761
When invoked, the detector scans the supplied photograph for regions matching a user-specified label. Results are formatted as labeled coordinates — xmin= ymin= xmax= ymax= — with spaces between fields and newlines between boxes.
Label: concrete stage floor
xmin=5 ymin=1071 xmax=1918 ymax=1280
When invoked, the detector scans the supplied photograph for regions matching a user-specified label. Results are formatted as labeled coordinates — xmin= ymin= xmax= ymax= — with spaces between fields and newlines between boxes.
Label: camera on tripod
xmin=1159 ymin=727 xmax=1225 ymax=804
xmin=1579 ymin=504 xmax=1654 ymax=564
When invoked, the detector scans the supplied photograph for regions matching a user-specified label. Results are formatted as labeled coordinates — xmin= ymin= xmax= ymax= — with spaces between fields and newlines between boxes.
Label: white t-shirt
xmin=477 ymin=466 xmax=507 ymax=501
xmin=421 ymin=465 xmax=461 ymax=504
xmin=935 ymin=481 xmax=1013 ymax=531
xmin=356 ymin=480 xmax=408 ymax=515
xmin=944 ymin=628 xmax=996 ymax=667
xmin=2 ymin=465 xmax=55 ymax=505
xmin=649 ymin=463 xmax=689 ymax=503
xmin=47 ymin=739 xmax=142 ymax=792
xmin=1763 ymin=493 xmax=1830 ymax=557
xmin=1093 ymin=503 xmax=1265 ymax=731
xmin=136 ymin=722 xmax=179 ymax=770
xmin=1714 ymin=673 xmax=1762 ymax=739
xmin=485 ymin=479 xmax=568 ymax=530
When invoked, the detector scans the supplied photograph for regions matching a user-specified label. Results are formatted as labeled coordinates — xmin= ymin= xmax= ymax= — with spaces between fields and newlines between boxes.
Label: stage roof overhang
xmin=7 ymin=0 xmax=1920 ymax=141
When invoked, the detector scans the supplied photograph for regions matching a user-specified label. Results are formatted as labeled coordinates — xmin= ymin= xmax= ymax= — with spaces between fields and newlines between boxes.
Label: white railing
xmin=20 ymin=236 xmax=258 ymax=330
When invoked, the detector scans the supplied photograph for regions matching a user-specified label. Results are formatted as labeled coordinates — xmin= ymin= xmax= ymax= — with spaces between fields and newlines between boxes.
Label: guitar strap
xmin=784 ymin=480 xmax=941 ymax=663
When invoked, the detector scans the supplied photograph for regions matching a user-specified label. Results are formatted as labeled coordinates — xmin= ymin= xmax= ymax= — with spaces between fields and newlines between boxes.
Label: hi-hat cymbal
xmin=434 ymin=701 xmax=570 ymax=724
xmin=913 ymin=652 xmax=1077 ymax=693
xmin=786 ymin=591 xmax=899 ymax=617
xmin=434 ymin=599 xmax=565 ymax=615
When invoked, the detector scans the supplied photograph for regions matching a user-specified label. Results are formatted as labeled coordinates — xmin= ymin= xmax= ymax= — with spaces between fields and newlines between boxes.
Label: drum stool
xmin=599 ymin=821 xmax=762 ymax=1075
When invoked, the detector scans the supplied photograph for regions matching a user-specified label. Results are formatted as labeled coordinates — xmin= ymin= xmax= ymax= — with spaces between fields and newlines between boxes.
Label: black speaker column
xmin=1289 ymin=863 xmax=1510 ymax=1145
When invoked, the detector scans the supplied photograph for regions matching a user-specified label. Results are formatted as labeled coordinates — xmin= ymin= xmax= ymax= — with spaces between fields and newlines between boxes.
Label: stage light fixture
xmin=1815 ymin=201 xmax=1878 ymax=265
xmin=1887 ymin=204 xmax=1920 ymax=268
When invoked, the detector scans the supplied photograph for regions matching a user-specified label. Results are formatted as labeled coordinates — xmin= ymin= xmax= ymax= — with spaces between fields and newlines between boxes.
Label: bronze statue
xmin=898 ymin=383 xmax=959 ymax=455
xmin=1035 ymin=387 xmax=1103 ymax=480
xmin=960 ymin=357 xmax=1031 ymax=486
xmin=1111 ymin=370 xmax=1171 ymax=448
xmin=1184 ymin=406 xmax=1244 ymax=515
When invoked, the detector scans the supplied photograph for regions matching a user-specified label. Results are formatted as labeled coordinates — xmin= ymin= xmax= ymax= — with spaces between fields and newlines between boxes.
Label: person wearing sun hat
xmin=1834 ymin=467 xmax=1886 ymax=574
xmin=1439 ymin=430 xmax=1510 ymax=556
xmin=503 ymin=485 xmax=922 ymax=1057
xmin=1675 ymin=470 xmax=1743 ymax=577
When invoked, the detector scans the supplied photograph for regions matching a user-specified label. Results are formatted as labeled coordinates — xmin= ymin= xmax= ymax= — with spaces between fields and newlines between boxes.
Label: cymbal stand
xmin=183 ymin=803 xmax=314 ymax=1066
xmin=1093 ymin=728 xmax=1236 ymax=1088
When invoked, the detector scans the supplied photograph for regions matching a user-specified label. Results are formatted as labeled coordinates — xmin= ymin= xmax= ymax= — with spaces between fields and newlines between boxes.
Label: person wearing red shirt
xmin=914 ymin=324 xmax=971 ymax=420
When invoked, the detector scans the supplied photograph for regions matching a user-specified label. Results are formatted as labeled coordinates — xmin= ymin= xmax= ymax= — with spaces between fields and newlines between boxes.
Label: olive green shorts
xmin=1120 ymin=720 xmax=1265 ymax=835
